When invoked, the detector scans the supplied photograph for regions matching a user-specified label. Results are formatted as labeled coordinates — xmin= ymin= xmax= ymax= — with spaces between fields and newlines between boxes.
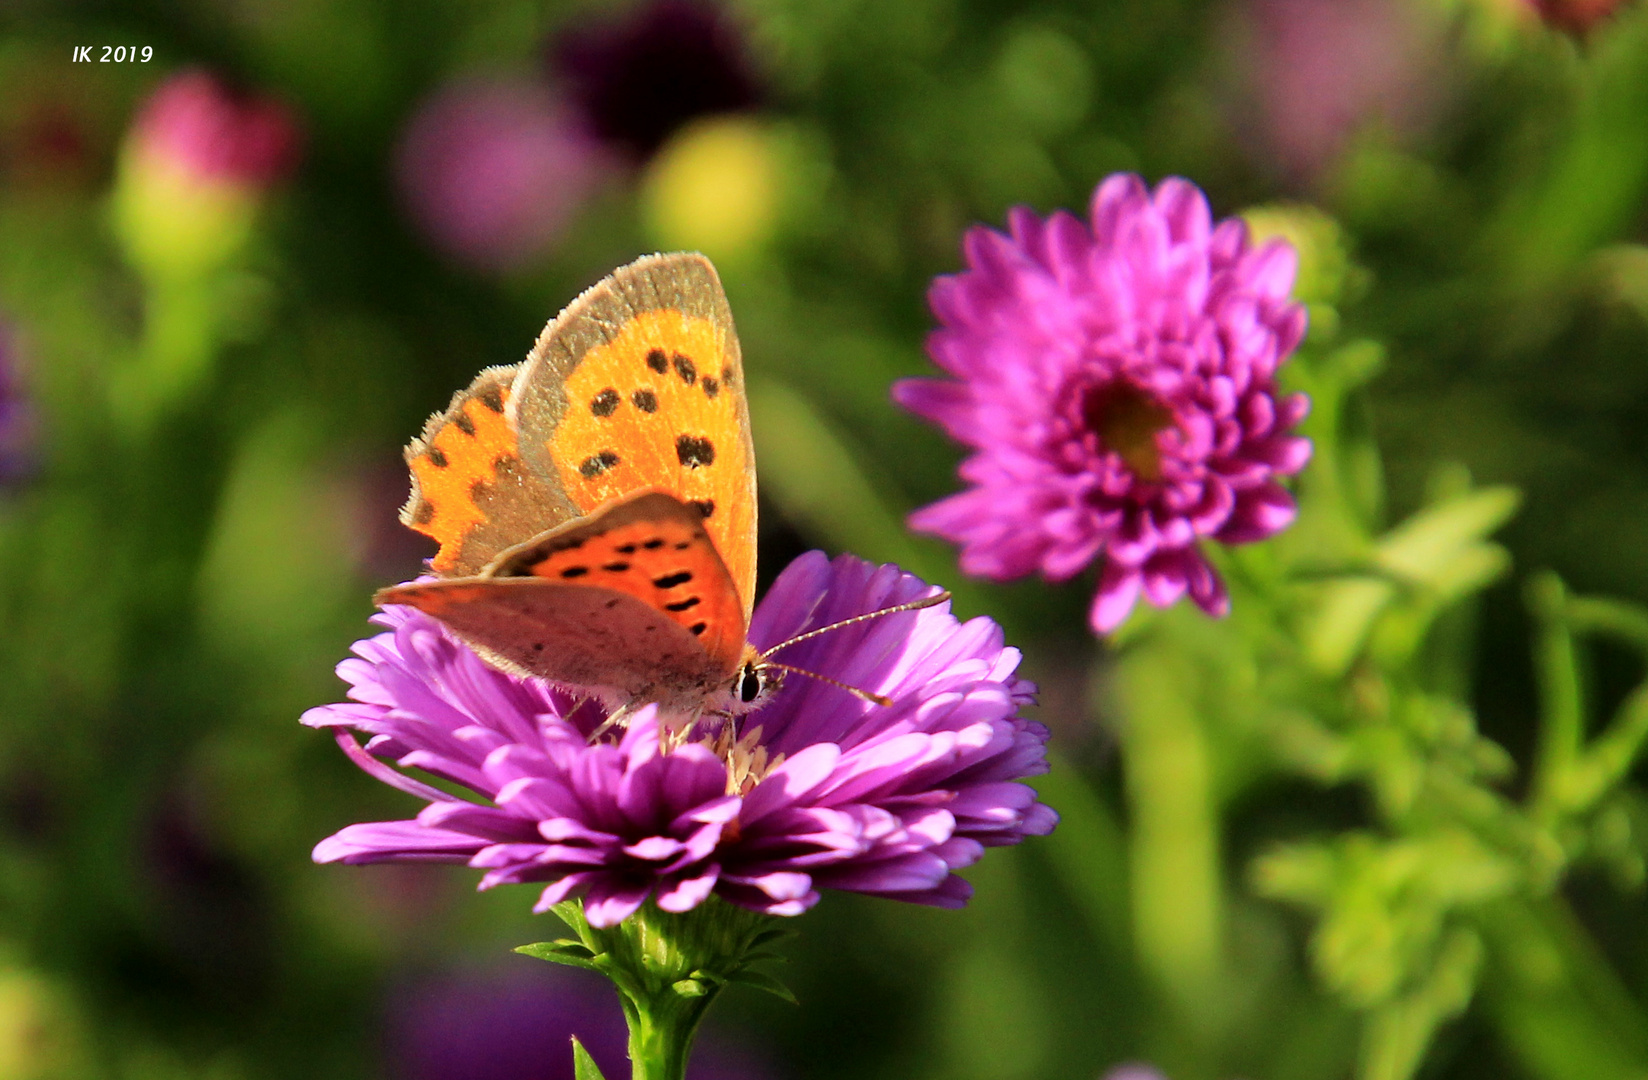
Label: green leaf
xmin=571 ymin=1036 xmax=608 ymax=1080
xmin=727 ymin=968 xmax=798 ymax=1004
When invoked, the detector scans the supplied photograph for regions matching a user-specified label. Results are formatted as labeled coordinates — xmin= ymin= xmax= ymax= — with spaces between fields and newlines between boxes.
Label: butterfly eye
xmin=738 ymin=665 xmax=765 ymax=704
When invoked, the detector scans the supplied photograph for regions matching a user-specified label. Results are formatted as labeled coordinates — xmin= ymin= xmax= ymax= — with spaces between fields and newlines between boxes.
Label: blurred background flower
xmin=1225 ymin=0 xmax=1450 ymax=185
xmin=395 ymin=75 xmax=612 ymax=272
xmin=111 ymin=69 xmax=301 ymax=279
xmin=549 ymin=0 xmax=763 ymax=163
xmin=0 ymin=321 xmax=36 ymax=487
xmin=1529 ymin=0 xmax=1634 ymax=33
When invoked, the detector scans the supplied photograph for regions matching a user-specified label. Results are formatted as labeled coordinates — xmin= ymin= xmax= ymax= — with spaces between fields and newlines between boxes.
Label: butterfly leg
xmin=587 ymin=699 xmax=641 ymax=743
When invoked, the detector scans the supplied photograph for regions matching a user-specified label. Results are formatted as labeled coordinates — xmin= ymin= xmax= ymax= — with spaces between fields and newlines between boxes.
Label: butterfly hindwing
xmin=374 ymin=577 xmax=730 ymax=707
xmin=403 ymin=365 xmax=578 ymax=576
xmin=486 ymin=490 xmax=747 ymax=678
xmin=510 ymin=253 xmax=758 ymax=620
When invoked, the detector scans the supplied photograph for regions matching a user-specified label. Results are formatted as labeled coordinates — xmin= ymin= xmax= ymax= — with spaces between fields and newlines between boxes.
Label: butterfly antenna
xmin=760 ymin=662 xmax=895 ymax=707
xmin=760 ymin=591 xmax=951 ymax=658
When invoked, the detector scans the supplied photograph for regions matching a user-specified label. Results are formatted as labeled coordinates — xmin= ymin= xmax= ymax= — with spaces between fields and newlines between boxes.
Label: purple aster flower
xmin=549 ymin=0 xmax=761 ymax=161
xmin=306 ymin=551 xmax=1055 ymax=928
xmin=893 ymin=174 xmax=1312 ymax=634
xmin=396 ymin=76 xmax=613 ymax=271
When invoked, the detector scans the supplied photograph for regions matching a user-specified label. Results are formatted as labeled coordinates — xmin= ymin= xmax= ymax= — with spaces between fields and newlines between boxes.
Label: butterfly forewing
xmin=402 ymin=365 xmax=577 ymax=576
xmin=511 ymin=254 xmax=758 ymax=619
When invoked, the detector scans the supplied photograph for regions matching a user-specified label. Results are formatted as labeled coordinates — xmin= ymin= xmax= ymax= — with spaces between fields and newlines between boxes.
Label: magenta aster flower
xmin=893 ymin=173 xmax=1312 ymax=634
xmin=307 ymin=551 xmax=1055 ymax=928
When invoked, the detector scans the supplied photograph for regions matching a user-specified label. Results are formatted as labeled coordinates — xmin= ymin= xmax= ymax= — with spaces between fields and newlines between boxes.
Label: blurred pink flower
xmin=129 ymin=69 xmax=301 ymax=191
xmin=1231 ymin=0 xmax=1447 ymax=182
xmin=395 ymin=76 xmax=612 ymax=271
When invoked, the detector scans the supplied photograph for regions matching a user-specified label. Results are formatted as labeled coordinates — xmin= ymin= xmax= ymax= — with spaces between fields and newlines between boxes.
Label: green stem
xmin=621 ymin=982 xmax=719 ymax=1080
xmin=545 ymin=899 xmax=778 ymax=1080
xmin=1118 ymin=634 xmax=1224 ymax=1024
xmin=1527 ymin=572 xmax=1583 ymax=824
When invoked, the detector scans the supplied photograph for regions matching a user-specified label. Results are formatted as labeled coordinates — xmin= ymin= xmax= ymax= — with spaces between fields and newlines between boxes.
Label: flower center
xmin=1080 ymin=381 xmax=1176 ymax=483
xmin=702 ymin=723 xmax=784 ymax=796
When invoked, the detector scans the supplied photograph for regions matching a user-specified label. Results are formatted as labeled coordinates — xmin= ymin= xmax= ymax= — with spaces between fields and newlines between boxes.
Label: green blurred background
xmin=1 ymin=1 xmax=1647 ymax=1078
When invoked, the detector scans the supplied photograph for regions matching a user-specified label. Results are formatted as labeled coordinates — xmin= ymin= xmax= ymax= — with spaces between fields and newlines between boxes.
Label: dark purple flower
xmin=549 ymin=0 xmax=761 ymax=161
xmin=396 ymin=76 xmax=613 ymax=271
xmin=894 ymin=174 xmax=1311 ymax=634
xmin=306 ymin=552 xmax=1054 ymax=927
xmin=0 ymin=323 xmax=36 ymax=487
xmin=386 ymin=962 xmax=774 ymax=1080
xmin=128 ymin=69 xmax=301 ymax=191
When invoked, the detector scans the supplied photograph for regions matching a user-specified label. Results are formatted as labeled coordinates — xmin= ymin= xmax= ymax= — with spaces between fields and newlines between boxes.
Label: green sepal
xmin=671 ymin=978 xmax=711 ymax=997
xmin=571 ymin=1036 xmax=608 ymax=1080
xmin=726 ymin=967 xmax=798 ymax=1004
xmin=516 ymin=940 xmax=602 ymax=973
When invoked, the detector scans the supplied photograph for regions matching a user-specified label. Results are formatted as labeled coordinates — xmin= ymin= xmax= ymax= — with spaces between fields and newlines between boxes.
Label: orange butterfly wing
xmin=512 ymin=253 xmax=757 ymax=622
xmin=380 ymin=254 xmax=757 ymax=709
xmin=400 ymin=366 xmax=577 ymax=576
xmin=378 ymin=492 xmax=744 ymax=708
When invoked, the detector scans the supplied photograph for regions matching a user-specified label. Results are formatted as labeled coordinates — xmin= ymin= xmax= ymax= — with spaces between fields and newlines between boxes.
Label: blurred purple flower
xmin=1103 ymin=1067 xmax=1169 ymax=1080
xmin=306 ymin=551 xmax=1055 ymax=927
xmin=893 ymin=174 xmax=1311 ymax=634
xmin=396 ymin=76 xmax=612 ymax=271
xmin=129 ymin=69 xmax=301 ymax=191
xmin=1529 ymin=0 xmax=1632 ymax=34
xmin=1233 ymin=0 xmax=1446 ymax=182
xmin=387 ymin=962 xmax=773 ymax=1080
xmin=550 ymin=0 xmax=761 ymax=161
xmin=0 ymin=323 xmax=36 ymax=486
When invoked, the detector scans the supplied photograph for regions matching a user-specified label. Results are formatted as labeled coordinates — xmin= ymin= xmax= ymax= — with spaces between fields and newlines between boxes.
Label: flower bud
xmin=111 ymin=70 xmax=301 ymax=279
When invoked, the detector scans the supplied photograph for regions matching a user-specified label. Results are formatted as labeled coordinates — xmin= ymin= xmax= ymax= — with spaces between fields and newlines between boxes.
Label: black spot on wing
xmin=616 ymin=543 xmax=637 ymax=554
xmin=653 ymin=571 xmax=693 ymax=589
xmin=427 ymin=448 xmax=449 ymax=468
xmin=702 ymin=377 xmax=719 ymax=399
xmin=676 ymin=436 xmax=715 ymax=468
xmin=412 ymin=501 xmax=434 ymax=525
xmin=560 ymin=566 xmax=589 ymax=579
xmin=602 ymin=561 xmax=631 ymax=572
xmin=665 ymin=597 xmax=701 ymax=611
xmin=632 ymin=389 xmax=658 ymax=413
xmin=642 ymin=538 xmax=664 ymax=550
xmin=591 ymin=388 xmax=620 ymax=416
xmin=580 ymin=451 xmax=620 ymax=478
xmin=689 ymin=499 xmax=715 ymax=519
xmin=479 ymin=387 xmax=505 ymax=412
xmin=453 ymin=412 xmax=476 ymax=436
xmin=646 ymin=349 xmax=668 ymax=374
xmin=689 ymin=622 xmax=708 ymax=636
xmin=673 ymin=354 xmax=697 ymax=384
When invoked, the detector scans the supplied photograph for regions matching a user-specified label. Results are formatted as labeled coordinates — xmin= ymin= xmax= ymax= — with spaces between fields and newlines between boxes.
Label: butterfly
xmin=375 ymin=253 xmax=939 ymax=724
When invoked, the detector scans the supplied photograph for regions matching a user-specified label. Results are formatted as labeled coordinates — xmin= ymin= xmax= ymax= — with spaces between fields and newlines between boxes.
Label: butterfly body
xmin=377 ymin=254 xmax=768 ymax=719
